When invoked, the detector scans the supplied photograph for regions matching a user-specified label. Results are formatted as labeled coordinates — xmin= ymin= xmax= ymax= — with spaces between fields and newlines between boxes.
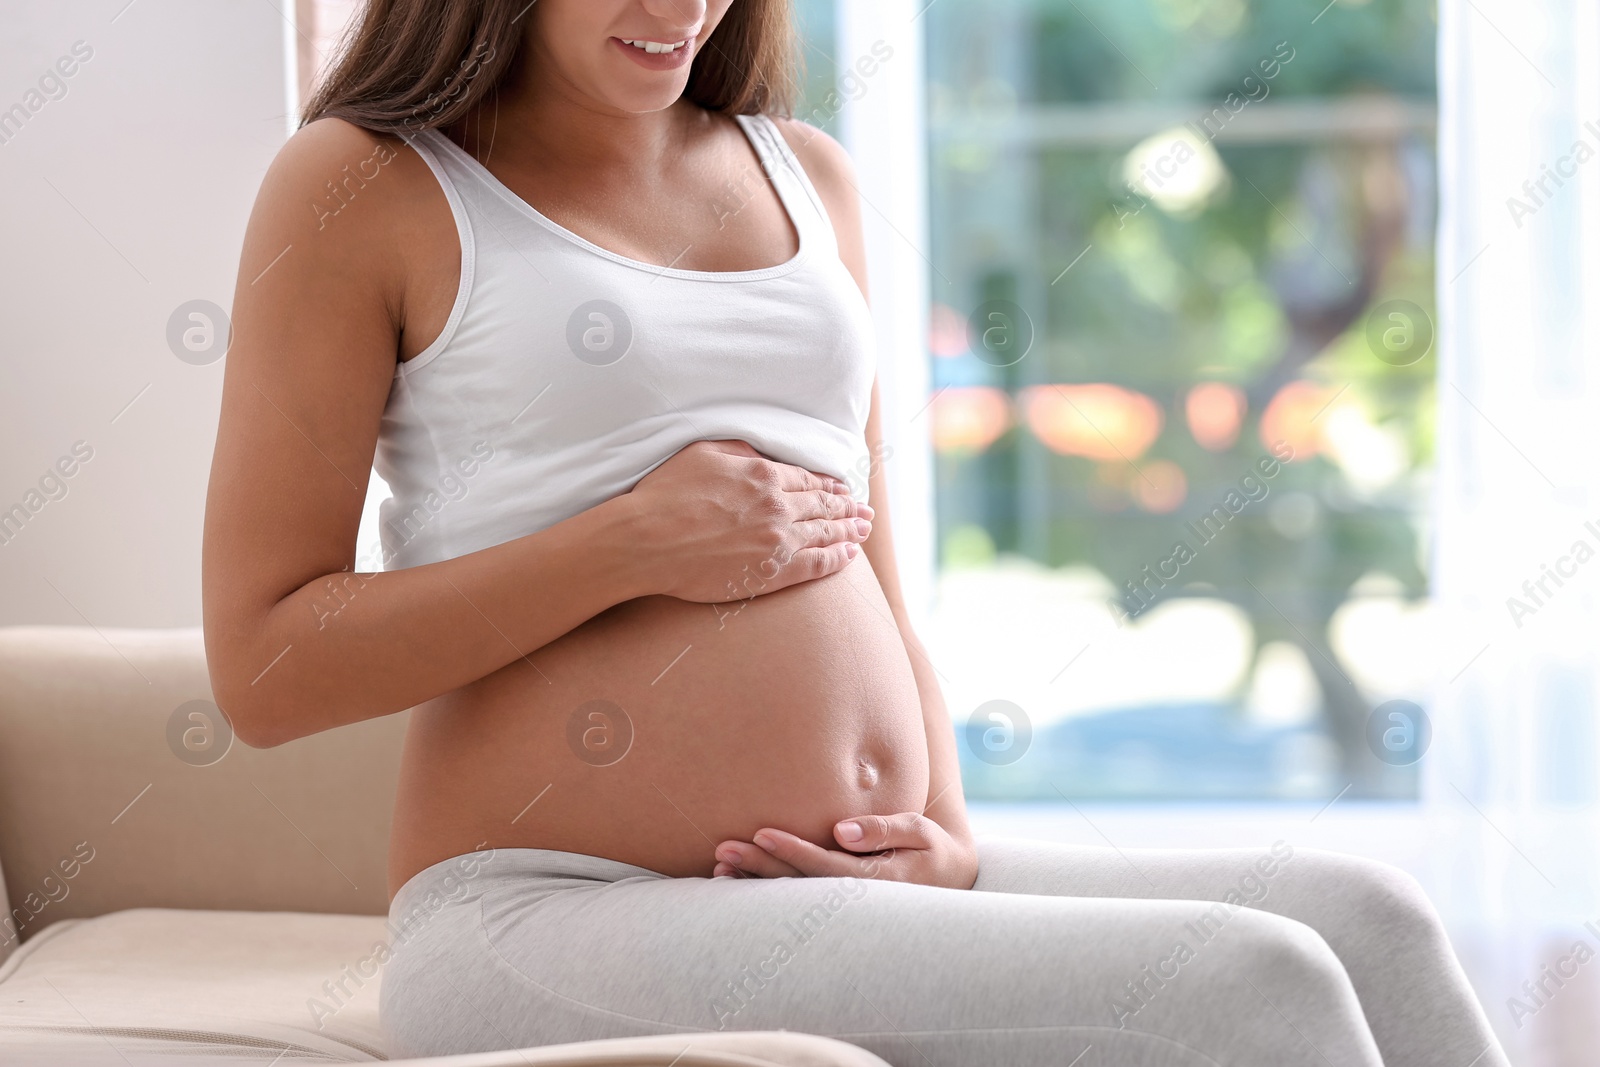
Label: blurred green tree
xmin=925 ymin=0 xmax=1438 ymax=796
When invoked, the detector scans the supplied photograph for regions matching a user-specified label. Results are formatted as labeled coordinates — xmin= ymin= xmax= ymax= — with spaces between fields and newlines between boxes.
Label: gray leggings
xmin=377 ymin=839 xmax=1508 ymax=1066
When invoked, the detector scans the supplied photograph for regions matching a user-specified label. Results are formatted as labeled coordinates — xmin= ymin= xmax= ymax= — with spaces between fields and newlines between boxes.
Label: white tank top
xmin=372 ymin=114 xmax=876 ymax=571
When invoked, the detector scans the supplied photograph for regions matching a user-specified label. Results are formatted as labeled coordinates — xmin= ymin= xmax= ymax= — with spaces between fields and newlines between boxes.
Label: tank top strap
xmin=733 ymin=113 xmax=839 ymax=258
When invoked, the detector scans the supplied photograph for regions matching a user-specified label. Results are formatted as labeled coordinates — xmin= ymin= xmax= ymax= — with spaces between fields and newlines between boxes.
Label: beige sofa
xmin=0 ymin=626 xmax=888 ymax=1067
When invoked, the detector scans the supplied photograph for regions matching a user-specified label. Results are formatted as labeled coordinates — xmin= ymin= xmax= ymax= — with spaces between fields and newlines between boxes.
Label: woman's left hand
xmin=713 ymin=813 xmax=979 ymax=890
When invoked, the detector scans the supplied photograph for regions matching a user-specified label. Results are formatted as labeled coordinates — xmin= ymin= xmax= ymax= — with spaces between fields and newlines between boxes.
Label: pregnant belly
xmin=386 ymin=553 xmax=930 ymax=894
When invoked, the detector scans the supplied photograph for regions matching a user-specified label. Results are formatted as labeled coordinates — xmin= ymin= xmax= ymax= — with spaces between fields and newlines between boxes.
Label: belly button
xmin=856 ymin=756 xmax=879 ymax=789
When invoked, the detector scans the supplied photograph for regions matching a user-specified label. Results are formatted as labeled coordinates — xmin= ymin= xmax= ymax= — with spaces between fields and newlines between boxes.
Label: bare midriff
xmin=386 ymin=552 xmax=929 ymax=896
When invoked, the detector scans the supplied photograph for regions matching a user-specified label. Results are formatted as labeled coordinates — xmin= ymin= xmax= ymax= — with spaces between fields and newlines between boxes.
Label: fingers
xmin=788 ymin=492 xmax=873 ymax=546
xmin=720 ymin=824 xmax=933 ymax=883
xmin=787 ymin=483 xmax=872 ymax=534
xmin=767 ymin=460 xmax=873 ymax=520
xmin=798 ymin=487 xmax=873 ymax=521
xmin=834 ymin=812 xmax=938 ymax=854
xmin=769 ymin=460 xmax=850 ymax=498
xmin=714 ymin=840 xmax=804 ymax=879
xmin=745 ymin=828 xmax=870 ymax=878
xmin=791 ymin=515 xmax=872 ymax=555
xmin=784 ymin=542 xmax=860 ymax=584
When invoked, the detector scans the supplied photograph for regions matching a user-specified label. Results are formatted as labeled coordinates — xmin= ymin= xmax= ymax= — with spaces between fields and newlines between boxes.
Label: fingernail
xmin=854 ymin=518 xmax=870 ymax=537
xmin=753 ymin=832 xmax=776 ymax=851
xmin=836 ymin=821 xmax=864 ymax=842
xmin=859 ymin=504 xmax=875 ymax=519
xmin=844 ymin=543 xmax=859 ymax=559
xmin=717 ymin=848 xmax=742 ymax=867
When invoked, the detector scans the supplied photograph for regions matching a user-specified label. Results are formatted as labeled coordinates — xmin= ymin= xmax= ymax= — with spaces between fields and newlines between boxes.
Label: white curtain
xmin=1434 ymin=0 xmax=1600 ymax=1053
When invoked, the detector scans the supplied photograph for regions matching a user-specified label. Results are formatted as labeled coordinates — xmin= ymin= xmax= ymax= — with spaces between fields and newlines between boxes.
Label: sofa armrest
xmin=0 ymin=626 xmax=407 ymax=958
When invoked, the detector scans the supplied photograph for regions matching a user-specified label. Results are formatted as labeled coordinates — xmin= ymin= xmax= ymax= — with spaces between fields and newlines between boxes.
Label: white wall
xmin=0 ymin=0 xmax=291 ymax=627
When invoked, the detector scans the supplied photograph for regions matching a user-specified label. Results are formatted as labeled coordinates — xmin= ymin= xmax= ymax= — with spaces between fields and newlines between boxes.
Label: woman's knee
xmin=1291 ymin=849 xmax=1448 ymax=952
xmin=1225 ymin=908 xmax=1357 ymax=998
xmin=1205 ymin=909 xmax=1382 ymax=1063
xmin=1102 ymin=907 xmax=1379 ymax=1063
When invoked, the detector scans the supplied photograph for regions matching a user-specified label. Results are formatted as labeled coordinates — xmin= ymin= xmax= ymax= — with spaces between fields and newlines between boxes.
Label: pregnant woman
xmin=201 ymin=1 xmax=1509 ymax=1064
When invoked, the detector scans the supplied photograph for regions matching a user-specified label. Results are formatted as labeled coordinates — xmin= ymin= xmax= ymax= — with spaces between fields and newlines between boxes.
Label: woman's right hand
xmin=628 ymin=439 xmax=874 ymax=604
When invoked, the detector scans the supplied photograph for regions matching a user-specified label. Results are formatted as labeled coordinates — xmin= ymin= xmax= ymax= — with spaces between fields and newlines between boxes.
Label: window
xmin=294 ymin=0 xmax=362 ymax=105
xmin=920 ymin=0 xmax=1439 ymax=801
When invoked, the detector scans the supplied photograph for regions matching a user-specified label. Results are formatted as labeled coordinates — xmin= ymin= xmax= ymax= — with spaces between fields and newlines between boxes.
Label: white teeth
xmin=623 ymin=39 xmax=688 ymax=54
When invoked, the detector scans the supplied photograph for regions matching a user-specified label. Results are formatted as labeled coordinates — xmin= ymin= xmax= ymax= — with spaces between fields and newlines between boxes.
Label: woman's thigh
xmin=973 ymin=837 xmax=1509 ymax=1067
xmin=380 ymin=849 xmax=1380 ymax=1067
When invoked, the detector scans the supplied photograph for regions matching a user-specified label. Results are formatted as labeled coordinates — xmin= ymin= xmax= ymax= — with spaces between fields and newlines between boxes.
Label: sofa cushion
xmin=0 ymin=907 xmax=388 ymax=1063
xmin=0 ymin=907 xmax=894 ymax=1067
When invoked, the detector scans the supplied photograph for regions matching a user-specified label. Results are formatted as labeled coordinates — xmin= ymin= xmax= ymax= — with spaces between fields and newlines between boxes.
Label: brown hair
xmin=299 ymin=0 xmax=798 ymax=137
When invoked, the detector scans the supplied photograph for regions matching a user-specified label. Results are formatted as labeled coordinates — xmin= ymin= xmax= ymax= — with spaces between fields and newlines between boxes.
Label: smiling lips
xmin=612 ymin=33 xmax=697 ymax=70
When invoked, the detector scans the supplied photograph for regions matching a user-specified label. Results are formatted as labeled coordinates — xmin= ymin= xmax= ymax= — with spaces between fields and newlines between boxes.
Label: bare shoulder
xmin=768 ymin=118 xmax=867 ymax=290
xmin=275 ymin=114 xmax=404 ymax=167
xmin=249 ymin=117 xmax=445 ymax=267
xmin=238 ymin=116 xmax=464 ymax=354
xmin=260 ymin=117 xmax=409 ymax=214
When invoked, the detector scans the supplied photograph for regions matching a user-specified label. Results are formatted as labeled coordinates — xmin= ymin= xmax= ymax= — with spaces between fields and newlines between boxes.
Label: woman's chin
xmin=565 ymin=75 xmax=689 ymax=116
xmin=587 ymin=47 xmax=698 ymax=114
xmin=601 ymin=85 xmax=693 ymax=115
xmin=625 ymin=95 xmax=690 ymax=115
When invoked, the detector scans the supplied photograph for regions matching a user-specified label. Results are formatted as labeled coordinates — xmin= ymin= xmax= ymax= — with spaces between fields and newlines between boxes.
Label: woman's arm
xmin=204 ymin=119 xmax=867 ymax=749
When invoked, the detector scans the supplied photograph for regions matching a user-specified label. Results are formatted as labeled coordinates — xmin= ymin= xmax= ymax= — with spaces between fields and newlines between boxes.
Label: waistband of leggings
xmin=389 ymin=847 xmax=668 ymax=921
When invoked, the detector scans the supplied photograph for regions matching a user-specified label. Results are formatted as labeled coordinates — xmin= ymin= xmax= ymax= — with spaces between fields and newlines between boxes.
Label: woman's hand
xmin=628 ymin=439 xmax=873 ymax=604
xmin=712 ymin=813 xmax=979 ymax=890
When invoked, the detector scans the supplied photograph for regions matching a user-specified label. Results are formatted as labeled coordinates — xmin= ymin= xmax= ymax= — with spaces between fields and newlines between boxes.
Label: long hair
xmin=299 ymin=0 xmax=798 ymax=136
